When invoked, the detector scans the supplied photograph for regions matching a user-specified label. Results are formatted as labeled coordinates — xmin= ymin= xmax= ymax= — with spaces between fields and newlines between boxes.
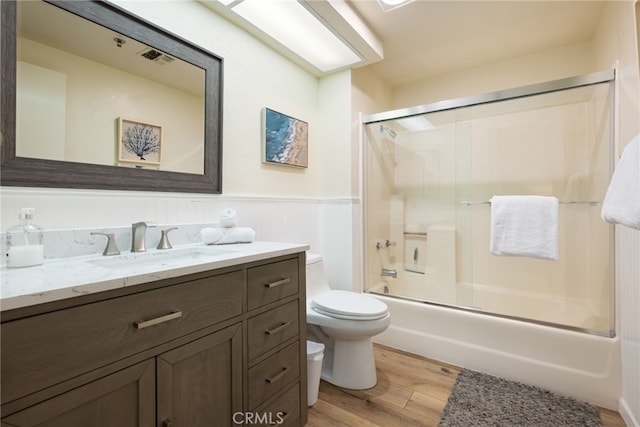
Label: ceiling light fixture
xmin=231 ymin=0 xmax=360 ymax=72
xmin=203 ymin=0 xmax=382 ymax=74
xmin=376 ymin=0 xmax=414 ymax=12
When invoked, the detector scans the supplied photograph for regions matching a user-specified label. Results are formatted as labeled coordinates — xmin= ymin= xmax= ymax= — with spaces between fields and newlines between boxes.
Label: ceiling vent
xmin=138 ymin=48 xmax=175 ymax=65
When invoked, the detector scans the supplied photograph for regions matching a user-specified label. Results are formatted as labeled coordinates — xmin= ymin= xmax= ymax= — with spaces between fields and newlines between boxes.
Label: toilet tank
xmin=306 ymin=252 xmax=331 ymax=301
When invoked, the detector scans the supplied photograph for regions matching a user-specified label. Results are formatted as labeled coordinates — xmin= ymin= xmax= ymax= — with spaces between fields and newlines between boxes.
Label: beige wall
xmin=3 ymin=0 xmax=355 ymax=230
xmin=318 ymin=70 xmax=353 ymax=197
xmin=593 ymin=2 xmax=640 ymax=425
xmin=113 ymin=0 xmax=351 ymax=200
xmin=17 ymin=38 xmax=204 ymax=174
xmin=393 ymin=41 xmax=595 ymax=110
xmin=594 ymin=1 xmax=640 ymax=150
xmin=351 ymin=67 xmax=393 ymax=290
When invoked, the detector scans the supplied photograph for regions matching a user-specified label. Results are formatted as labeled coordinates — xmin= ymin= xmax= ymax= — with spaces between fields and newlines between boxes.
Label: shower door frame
xmin=360 ymin=69 xmax=617 ymax=338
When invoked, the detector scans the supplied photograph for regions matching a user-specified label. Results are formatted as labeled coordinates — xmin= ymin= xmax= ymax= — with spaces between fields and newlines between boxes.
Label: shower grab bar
xmin=460 ymin=200 xmax=600 ymax=206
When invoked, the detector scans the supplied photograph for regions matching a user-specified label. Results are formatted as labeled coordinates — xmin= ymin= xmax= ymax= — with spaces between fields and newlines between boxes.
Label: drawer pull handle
xmin=265 ymin=321 xmax=291 ymax=335
xmin=135 ymin=311 xmax=182 ymax=329
xmin=265 ymin=277 xmax=290 ymax=288
xmin=266 ymin=367 xmax=289 ymax=384
xmin=162 ymin=419 xmax=173 ymax=427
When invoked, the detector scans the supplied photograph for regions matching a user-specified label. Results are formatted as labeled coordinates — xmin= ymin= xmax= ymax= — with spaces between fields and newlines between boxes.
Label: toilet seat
xmin=311 ymin=290 xmax=388 ymax=320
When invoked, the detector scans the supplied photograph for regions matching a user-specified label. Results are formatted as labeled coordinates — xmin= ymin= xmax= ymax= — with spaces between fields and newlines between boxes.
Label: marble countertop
xmin=0 ymin=241 xmax=309 ymax=312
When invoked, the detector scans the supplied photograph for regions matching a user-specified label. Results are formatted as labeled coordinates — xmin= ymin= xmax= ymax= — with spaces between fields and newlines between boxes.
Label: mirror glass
xmin=2 ymin=0 xmax=222 ymax=194
xmin=17 ymin=1 xmax=205 ymax=174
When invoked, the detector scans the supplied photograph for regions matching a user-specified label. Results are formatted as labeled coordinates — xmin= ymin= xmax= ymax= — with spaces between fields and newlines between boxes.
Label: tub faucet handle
xmin=381 ymin=268 xmax=397 ymax=278
xmin=376 ymin=239 xmax=397 ymax=250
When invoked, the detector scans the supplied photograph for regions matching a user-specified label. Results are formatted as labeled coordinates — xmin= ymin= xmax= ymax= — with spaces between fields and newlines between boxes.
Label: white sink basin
xmin=90 ymin=246 xmax=234 ymax=269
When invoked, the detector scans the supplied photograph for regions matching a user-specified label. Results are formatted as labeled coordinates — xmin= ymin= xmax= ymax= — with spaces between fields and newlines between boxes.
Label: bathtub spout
xmin=381 ymin=268 xmax=397 ymax=278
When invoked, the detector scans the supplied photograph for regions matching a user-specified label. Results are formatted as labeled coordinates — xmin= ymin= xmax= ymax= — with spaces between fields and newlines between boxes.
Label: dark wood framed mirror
xmin=1 ymin=0 xmax=223 ymax=194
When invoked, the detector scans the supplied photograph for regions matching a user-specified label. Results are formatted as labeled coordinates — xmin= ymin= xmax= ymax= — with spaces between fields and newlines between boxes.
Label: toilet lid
xmin=311 ymin=290 xmax=388 ymax=320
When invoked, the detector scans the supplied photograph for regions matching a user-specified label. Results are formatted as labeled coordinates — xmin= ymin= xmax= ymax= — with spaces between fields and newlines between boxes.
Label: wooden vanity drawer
xmin=254 ymin=383 xmax=301 ymax=426
xmin=247 ymin=258 xmax=299 ymax=310
xmin=1 ymin=270 xmax=243 ymax=404
xmin=248 ymin=342 xmax=300 ymax=409
xmin=247 ymin=300 xmax=299 ymax=360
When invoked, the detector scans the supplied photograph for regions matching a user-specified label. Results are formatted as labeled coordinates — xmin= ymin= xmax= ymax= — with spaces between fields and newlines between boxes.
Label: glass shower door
xmin=363 ymin=77 xmax=614 ymax=336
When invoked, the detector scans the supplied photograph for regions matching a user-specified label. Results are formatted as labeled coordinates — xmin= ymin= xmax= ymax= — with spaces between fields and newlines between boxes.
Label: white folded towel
xmin=490 ymin=195 xmax=559 ymax=261
xmin=201 ymin=227 xmax=255 ymax=245
xmin=601 ymin=135 xmax=640 ymax=230
xmin=219 ymin=209 xmax=237 ymax=228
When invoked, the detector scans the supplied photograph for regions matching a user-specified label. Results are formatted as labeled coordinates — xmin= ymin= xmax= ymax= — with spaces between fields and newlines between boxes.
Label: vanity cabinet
xmin=1 ymin=359 xmax=156 ymax=426
xmin=0 ymin=252 xmax=307 ymax=427
xmin=157 ymin=324 xmax=243 ymax=427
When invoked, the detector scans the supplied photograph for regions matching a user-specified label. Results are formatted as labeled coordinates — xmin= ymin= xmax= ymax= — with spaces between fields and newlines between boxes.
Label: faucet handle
xmin=91 ymin=232 xmax=121 ymax=256
xmin=157 ymin=227 xmax=178 ymax=250
xmin=381 ymin=268 xmax=398 ymax=278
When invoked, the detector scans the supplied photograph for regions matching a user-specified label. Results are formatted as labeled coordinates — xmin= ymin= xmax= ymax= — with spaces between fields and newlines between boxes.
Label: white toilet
xmin=305 ymin=252 xmax=390 ymax=390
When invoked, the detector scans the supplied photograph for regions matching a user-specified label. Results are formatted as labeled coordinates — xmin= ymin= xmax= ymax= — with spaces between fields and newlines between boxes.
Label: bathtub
xmin=371 ymin=293 xmax=621 ymax=410
xmin=370 ymin=276 xmax=612 ymax=335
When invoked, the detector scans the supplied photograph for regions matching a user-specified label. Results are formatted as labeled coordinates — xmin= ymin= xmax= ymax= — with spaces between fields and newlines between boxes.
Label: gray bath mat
xmin=439 ymin=369 xmax=601 ymax=427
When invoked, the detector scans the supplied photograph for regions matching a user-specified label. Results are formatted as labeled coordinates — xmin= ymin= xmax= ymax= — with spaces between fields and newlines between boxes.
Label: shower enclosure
xmin=363 ymin=70 xmax=615 ymax=337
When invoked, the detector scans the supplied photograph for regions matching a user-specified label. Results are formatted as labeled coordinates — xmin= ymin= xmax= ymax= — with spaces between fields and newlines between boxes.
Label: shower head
xmin=379 ymin=124 xmax=397 ymax=139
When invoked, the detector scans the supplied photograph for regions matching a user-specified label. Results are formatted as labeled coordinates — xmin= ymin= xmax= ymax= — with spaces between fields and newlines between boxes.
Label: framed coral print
xmin=262 ymin=108 xmax=308 ymax=168
xmin=118 ymin=117 xmax=162 ymax=166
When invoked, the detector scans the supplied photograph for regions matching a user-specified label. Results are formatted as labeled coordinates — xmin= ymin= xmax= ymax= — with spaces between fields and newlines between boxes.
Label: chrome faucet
xmin=381 ymin=268 xmax=397 ymax=278
xmin=376 ymin=240 xmax=397 ymax=250
xmin=131 ymin=221 xmax=157 ymax=252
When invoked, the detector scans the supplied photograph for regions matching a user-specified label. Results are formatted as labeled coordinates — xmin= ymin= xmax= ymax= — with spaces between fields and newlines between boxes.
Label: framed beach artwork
xmin=117 ymin=117 xmax=162 ymax=166
xmin=262 ymin=108 xmax=308 ymax=168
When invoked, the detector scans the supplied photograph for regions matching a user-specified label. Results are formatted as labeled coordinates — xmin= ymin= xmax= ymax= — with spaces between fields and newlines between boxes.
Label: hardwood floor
xmin=307 ymin=344 xmax=627 ymax=427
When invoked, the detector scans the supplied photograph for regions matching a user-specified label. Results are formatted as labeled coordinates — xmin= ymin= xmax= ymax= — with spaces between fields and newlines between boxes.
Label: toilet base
xmin=320 ymin=337 xmax=378 ymax=390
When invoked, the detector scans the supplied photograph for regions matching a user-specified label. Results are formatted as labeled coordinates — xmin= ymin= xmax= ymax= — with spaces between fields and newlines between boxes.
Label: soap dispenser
xmin=5 ymin=208 xmax=44 ymax=268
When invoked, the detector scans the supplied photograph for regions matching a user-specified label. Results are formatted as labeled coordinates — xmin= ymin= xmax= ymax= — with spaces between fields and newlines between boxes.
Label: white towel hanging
xmin=601 ymin=134 xmax=640 ymax=230
xmin=490 ymin=195 xmax=559 ymax=261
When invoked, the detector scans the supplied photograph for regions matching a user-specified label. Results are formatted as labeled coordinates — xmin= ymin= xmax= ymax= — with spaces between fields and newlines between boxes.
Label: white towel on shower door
xmin=489 ymin=195 xmax=559 ymax=261
xmin=601 ymin=134 xmax=640 ymax=230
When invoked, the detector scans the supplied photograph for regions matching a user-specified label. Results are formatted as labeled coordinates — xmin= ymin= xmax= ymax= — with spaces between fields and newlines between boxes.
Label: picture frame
xmin=117 ymin=117 xmax=162 ymax=166
xmin=262 ymin=108 xmax=308 ymax=168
